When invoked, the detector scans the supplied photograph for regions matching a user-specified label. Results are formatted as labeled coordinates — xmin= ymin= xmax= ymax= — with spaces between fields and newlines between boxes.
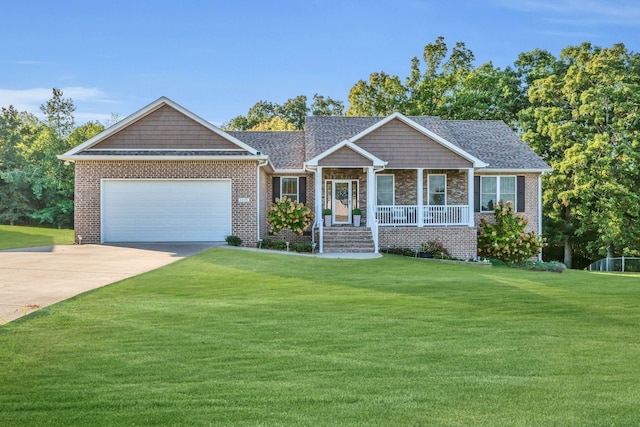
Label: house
xmin=59 ymin=97 xmax=551 ymax=259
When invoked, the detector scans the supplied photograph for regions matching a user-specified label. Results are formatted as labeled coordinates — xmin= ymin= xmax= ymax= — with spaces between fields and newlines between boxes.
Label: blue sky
xmin=2 ymin=0 xmax=639 ymax=126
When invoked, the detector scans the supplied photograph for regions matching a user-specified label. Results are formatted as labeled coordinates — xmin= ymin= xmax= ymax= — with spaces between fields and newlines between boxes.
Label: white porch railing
xmin=376 ymin=205 xmax=470 ymax=226
xmin=423 ymin=205 xmax=470 ymax=226
xmin=376 ymin=205 xmax=418 ymax=226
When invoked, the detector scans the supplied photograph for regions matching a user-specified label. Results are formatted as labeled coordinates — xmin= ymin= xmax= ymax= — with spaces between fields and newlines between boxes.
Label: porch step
xmin=320 ymin=226 xmax=375 ymax=253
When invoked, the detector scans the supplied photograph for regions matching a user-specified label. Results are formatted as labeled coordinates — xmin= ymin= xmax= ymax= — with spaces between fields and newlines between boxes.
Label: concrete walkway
xmin=0 ymin=243 xmax=215 ymax=324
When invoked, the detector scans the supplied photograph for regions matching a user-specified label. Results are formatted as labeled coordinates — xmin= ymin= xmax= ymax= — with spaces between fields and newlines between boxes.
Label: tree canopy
xmin=223 ymin=94 xmax=344 ymax=131
xmin=519 ymin=42 xmax=640 ymax=265
xmin=0 ymin=89 xmax=104 ymax=228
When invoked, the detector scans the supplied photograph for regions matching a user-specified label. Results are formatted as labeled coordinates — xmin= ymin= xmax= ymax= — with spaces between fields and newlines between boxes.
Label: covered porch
xmin=309 ymin=166 xmax=476 ymax=253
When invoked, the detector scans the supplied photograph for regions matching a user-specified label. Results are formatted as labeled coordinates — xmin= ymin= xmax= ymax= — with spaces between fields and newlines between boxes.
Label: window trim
xmin=376 ymin=174 xmax=395 ymax=206
xmin=427 ymin=174 xmax=447 ymax=206
xmin=479 ymin=175 xmax=517 ymax=212
xmin=280 ymin=177 xmax=299 ymax=202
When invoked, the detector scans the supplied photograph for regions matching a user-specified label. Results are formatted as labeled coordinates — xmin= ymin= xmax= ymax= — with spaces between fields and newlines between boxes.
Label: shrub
xmin=257 ymin=238 xmax=272 ymax=249
xmin=291 ymin=242 xmax=313 ymax=253
xmin=384 ymin=247 xmax=417 ymax=257
xmin=420 ymin=240 xmax=451 ymax=259
xmin=225 ymin=235 xmax=242 ymax=246
xmin=515 ymin=261 xmax=566 ymax=273
xmin=267 ymin=196 xmax=314 ymax=235
xmin=478 ymin=200 xmax=545 ymax=263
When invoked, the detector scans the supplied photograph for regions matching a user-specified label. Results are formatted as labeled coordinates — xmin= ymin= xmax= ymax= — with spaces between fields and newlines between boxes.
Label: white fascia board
xmin=348 ymin=112 xmax=488 ymax=168
xmin=272 ymin=169 xmax=308 ymax=174
xmin=478 ymin=168 xmax=553 ymax=174
xmin=60 ymin=96 xmax=259 ymax=157
xmin=57 ymin=154 xmax=269 ymax=162
xmin=306 ymin=140 xmax=386 ymax=166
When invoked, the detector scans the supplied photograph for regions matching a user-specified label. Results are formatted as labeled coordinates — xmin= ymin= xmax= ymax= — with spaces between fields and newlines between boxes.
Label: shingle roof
xmin=440 ymin=120 xmax=550 ymax=170
xmin=228 ymin=131 xmax=305 ymax=170
xmin=79 ymin=150 xmax=252 ymax=156
xmin=229 ymin=116 xmax=550 ymax=171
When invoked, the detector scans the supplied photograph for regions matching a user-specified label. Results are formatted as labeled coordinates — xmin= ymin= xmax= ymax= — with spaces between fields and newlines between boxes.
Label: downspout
xmin=304 ymin=164 xmax=321 ymax=252
xmin=369 ymin=165 xmax=386 ymax=253
xmin=256 ymin=159 xmax=269 ymax=243
xmin=538 ymin=173 xmax=543 ymax=261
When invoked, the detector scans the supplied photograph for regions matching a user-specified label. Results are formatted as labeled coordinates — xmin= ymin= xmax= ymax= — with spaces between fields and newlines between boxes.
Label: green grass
xmin=0 ymin=225 xmax=74 ymax=250
xmin=1 ymin=249 xmax=639 ymax=425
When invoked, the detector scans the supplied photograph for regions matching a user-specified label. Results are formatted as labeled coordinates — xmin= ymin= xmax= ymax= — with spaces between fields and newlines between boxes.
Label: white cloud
xmin=0 ymin=87 xmax=116 ymax=123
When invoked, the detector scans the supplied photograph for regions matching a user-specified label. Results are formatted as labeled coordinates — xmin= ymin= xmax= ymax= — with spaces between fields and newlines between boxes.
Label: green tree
xmin=520 ymin=43 xmax=640 ymax=264
xmin=0 ymin=107 xmax=39 ymax=224
xmin=223 ymin=94 xmax=343 ymax=130
xmin=347 ymin=72 xmax=407 ymax=116
xmin=310 ymin=94 xmax=344 ymax=116
xmin=405 ymin=36 xmax=475 ymax=116
xmin=448 ymin=62 xmax=525 ymax=128
xmin=346 ymin=37 xmax=522 ymax=126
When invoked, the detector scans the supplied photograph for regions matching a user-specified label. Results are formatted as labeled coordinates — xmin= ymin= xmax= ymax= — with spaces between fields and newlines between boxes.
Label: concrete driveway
xmin=0 ymin=243 xmax=216 ymax=324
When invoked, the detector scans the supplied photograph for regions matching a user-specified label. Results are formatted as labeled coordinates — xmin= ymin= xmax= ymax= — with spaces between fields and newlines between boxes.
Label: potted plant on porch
xmin=323 ymin=208 xmax=332 ymax=227
xmin=352 ymin=207 xmax=362 ymax=227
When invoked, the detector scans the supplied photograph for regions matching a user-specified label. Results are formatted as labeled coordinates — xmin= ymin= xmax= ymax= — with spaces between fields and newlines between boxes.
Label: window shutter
xmin=474 ymin=176 xmax=480 ymax=212
xmin=517 ymin=176 xmax=525 ymax=212
xmin=298 ymin=177 xmax=307 ymax=204
xmin=272 ymin=177 xmax=280 ymax=203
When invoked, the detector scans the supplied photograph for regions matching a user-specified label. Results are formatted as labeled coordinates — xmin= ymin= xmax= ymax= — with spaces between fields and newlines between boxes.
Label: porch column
xmin=467 ymin=168 xmax=475 ymax=227
xmin=417 ymin=168 xmax=424 ymax=227
xmin=366 ymin=166 xmax=374 ymax=227
xmin=316 ymin=166 xmax=323 ymax=253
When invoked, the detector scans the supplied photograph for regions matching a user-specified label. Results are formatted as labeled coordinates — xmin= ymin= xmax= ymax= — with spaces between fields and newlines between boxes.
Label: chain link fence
xmin=587 ymin=257 xmax=640 ymax=272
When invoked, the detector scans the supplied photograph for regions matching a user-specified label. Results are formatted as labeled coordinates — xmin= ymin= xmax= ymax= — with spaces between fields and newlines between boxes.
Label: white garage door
xmin=102 ymin=179 xmax=231 ymax=242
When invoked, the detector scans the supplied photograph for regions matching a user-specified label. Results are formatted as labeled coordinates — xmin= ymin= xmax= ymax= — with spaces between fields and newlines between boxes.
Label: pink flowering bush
xmin=267 ymin=196 xmax=314 ymax=235
xmin=478 ymin=200 xmax=545 ymax=263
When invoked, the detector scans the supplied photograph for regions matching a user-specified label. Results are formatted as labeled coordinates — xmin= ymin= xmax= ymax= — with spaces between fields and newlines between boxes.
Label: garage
xmin=102 ymin=179 xmax=231 ymax=243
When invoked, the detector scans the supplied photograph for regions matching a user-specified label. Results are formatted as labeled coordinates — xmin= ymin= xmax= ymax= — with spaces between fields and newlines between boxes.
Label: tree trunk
xmin=563 ymin=235 xmax=572 ymax=269
xmin=607 ymin=244 xmax=614 ymax=259
xmin=562 ymin=205 xmax=572 ymax=269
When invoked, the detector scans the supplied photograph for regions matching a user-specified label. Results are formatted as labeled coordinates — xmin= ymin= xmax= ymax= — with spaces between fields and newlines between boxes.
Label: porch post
xmin=366 ymin=166 xmax=374 ymax=227
xmin=316 ymin=166 xmax=323 ymax=253
xmin=417 ymin=168 xmax=424 ymax=227
xmin=467 ymin=168 xmax=474 ymax=227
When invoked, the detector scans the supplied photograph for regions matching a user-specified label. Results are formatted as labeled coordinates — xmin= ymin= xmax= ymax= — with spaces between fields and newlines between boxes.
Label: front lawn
xmin=1 ymin=249 xmax=639 ymax=425
xmin=0 ymin=225 xmax=74 ymax=250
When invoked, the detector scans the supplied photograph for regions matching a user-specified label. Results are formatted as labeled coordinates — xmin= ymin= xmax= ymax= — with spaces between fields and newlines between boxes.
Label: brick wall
xmin=474 ymin=173 xmax=540 ymax=234
xmin=378 ymin=226 xmax=478 ymax=260
xmin=74 ymin=160 xmax=259 ymax=245
xmin=265 ymin=172 xmax=314 ymax=242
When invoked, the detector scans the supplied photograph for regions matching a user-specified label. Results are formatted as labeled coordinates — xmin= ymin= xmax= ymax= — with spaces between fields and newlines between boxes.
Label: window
xmin=480 ymin=176 xmax=516 ymax=212
xmin=428 ymin=175 xmax=446 ymax=205
xmin=376 ymin=175 xmax=394 ymax=205
xmin=281 ymin=177 xmax=298 ymax=202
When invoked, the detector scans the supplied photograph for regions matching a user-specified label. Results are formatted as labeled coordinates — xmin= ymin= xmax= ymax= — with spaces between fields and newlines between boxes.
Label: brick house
xmin=59 ymin=97 xmax=551 ymax=259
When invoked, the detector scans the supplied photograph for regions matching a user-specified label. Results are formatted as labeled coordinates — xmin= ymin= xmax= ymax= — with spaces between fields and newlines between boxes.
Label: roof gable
xmin=349 ymin=113 xmax=485 ymax=168
xmin=91 ymin=105 xmax=241 ymax=150
xmin=60 ymin=97 xmax=260 ymax=159
xmin=306 ymin=140 xmax=385 ymax=167
xmin=318 ymin=145 xmax=375 ymax=167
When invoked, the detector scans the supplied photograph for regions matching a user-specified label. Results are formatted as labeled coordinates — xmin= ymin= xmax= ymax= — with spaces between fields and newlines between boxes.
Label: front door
xmin=333 ymin=180 xmax=352 ymax=224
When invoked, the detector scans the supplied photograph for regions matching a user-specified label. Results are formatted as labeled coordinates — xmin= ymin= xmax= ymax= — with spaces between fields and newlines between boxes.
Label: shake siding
xmin=354 ymin=119 xmax=472 ymax=168
xmin=92 ymin=105 xmax=241 ymax=150
xmin=318 ymin=146 xmax=373 ymax=167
